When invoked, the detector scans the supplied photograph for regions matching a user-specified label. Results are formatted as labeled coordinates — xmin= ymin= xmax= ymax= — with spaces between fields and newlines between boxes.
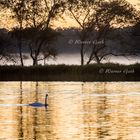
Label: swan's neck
xmin=45 ymin=95 xmax=48 ymax=105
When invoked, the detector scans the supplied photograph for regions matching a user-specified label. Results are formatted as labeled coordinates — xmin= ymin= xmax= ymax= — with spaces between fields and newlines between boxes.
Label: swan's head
xmin=45 ymin=94 xmax=48 ymax=107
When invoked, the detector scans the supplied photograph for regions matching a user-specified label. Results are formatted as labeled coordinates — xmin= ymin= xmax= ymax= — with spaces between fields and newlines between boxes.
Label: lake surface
xmin=0 ymin=82 xmax=140 ymax=140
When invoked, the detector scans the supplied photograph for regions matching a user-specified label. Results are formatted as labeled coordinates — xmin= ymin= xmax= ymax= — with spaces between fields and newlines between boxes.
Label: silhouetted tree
xmin=22 ymin=27 xmax=58 ymax=66
xmin=67 ymin=0 xmax=139 ymax=65
xmin=23 ymin=0 xmax=65 ymax=65
xmin=86 ymin=0 xmax=139 ymax=64
xmin=25 ymin=0 xmax=66 ymax=29
xmin=42 ymin=47 xmax=57 ymax=65
xmin=67 ymin=0 xmax=95 ymax=65
xmin=1 ymin=0 xmax=66 ymax=66
xmin=0 ymin=0 xmax=28 ymax=66
xmin=0 ymin=29 xmax=16 ymax=64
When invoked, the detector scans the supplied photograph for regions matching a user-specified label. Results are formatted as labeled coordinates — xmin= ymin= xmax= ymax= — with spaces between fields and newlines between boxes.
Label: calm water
xmin=0 ymin=82 xmax=140 ymax=140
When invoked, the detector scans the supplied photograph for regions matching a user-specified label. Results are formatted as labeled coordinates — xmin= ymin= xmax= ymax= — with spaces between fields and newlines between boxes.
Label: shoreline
xmin=0 ymin=63 xmax=139 ymax=81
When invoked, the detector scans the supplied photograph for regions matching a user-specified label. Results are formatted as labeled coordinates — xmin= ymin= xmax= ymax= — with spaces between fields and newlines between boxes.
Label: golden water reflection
xmin=0 ymin=82 xmax=140 ymax=140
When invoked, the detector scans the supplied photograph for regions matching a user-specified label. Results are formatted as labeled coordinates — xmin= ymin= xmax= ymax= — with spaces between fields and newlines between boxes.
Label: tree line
xmin=0 ymin=0 xmax=139 ymax=66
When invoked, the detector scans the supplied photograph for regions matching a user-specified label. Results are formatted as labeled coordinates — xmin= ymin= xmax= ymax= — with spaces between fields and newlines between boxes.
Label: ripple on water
xmin=0 ymin=82 xmax=139 ymax=140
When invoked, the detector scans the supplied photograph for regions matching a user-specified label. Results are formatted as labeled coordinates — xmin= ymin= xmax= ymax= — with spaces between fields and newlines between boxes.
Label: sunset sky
xmin=0 ymin=0 xmax=139 ymax=29
xmin=128 ymin=0 xmax=139 ymax=5
xmin=55 ymin=0 xmax=140 ymax=28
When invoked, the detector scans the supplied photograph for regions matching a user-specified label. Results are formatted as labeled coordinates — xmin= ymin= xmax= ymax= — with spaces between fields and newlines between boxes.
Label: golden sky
xmin=55 ymin=0 xmax=140 ymax=28
xmin=128 ymin=0 xmax=139 ymax=4
xmin=0 ymin=0 xmax=139 ymax=29
xmin=128 ymin=0 xmax=140 ymax=8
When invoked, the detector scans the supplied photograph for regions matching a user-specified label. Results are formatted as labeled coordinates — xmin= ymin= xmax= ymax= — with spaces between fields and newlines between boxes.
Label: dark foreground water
xmin=0 ymin=82 xmax=140 ymax=140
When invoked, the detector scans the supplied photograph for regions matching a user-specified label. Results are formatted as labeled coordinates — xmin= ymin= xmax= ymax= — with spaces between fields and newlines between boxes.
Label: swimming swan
xmin=28 ymin=94 xmax=48 ymax=107
xmin=0 ymin=94 xmax=48 ymax=107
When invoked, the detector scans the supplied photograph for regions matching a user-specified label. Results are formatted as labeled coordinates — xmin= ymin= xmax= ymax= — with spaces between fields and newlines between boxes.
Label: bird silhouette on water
xmin=28 ymin=94 xmax=48 ymax=107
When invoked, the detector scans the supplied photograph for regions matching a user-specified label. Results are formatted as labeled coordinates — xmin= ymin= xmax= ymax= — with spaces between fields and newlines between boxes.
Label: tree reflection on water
xmin=0 ymin=82 xmax=139 ymax=140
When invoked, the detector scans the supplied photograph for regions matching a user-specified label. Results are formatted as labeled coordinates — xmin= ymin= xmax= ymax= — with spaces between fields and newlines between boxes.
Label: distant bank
xmin=0 ymin=64 xmax=139 ymax=81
